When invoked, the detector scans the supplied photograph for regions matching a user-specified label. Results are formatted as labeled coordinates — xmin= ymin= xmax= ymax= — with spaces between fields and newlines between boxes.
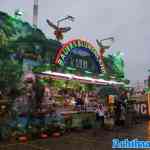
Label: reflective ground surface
xmin=1 ymin=121 xmax=150 ymax=150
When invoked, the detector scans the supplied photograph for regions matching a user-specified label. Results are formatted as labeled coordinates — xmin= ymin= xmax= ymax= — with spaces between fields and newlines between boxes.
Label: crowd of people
xmin=61 ymin=89 xmax=130 ymax=128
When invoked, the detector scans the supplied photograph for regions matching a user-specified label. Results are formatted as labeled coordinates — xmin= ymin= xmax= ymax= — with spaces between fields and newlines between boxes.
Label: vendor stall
xmin=32 ymin=39 xmax=126 ymax=131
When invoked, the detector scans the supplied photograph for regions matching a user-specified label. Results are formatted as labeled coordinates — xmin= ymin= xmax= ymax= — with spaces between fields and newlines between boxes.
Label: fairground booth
xmin=0 ymin=10 xmax=129 ymax=141
xmin=32 ymin=38 xmax=126 ymax=130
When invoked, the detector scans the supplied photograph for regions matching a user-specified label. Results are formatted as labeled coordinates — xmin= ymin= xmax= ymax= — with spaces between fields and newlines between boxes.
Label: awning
xmin=40 ymin=71 xmax=124 ymax=86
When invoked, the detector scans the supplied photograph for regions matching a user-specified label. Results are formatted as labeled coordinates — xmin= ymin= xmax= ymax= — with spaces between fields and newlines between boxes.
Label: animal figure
xmin=96 ymin=37 xmax=114 ymax=59
xmin=103 ymin=52 xmax=125 ymax=79
xmin=96 ymin=37 xmax=114 ymax=74
xmin=46 ymin=16 xmax=74 ymax=41
xmin=46 ymin=19 xmax=71 ymax=41
xmin=96 ymin=37 xmax=124 ymax=78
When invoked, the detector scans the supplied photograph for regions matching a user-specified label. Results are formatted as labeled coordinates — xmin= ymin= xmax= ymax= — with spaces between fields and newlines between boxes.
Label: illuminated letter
xmin=134 ymin=104 xmax=140 ymax=113
xmin=64 ymin=47 xmax=68 ymax=54
xmin=77 ymin=40 xmax=81 ymax=47
xmin=141 ymin=104 xmax=147 ymax=114
xmin=72 ymin=40 xmax=77 ymax=48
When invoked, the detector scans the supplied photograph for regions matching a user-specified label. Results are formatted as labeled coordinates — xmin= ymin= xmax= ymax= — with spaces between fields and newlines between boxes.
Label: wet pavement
xmin=1 ymin=121 xmax=150 ymax=150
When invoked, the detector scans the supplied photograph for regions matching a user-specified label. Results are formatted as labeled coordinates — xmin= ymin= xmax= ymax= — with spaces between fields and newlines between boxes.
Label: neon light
xmin=54 ymin=39 xmax=103 ymax=73
xmin=55 ymin=39 xmax=98 ymax=64
xmin=42 ymin=71 xmax=123 ymax=85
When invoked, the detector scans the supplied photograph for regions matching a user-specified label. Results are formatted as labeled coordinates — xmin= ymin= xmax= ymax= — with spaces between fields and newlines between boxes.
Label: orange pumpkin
xmin=19 ymin=136 xmax=28 ymax=143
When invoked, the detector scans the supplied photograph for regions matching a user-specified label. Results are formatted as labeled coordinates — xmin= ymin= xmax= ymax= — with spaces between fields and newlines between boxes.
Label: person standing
xmin=80 ymin=93 xmax=85 ymax=112
xmin=95 ymin=104 xmax=105 ymax=127
xmin=84 ymin=92 xmax=89 ymax=112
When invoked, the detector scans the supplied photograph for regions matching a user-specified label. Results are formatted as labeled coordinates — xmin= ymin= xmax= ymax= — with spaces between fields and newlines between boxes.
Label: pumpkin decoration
xmin=52 ymin=132 xmax=61 ymax=138
xmin=18 ymin=135 xmax=28 ymax=143
xmin=40 ymin=133 xmax=48 ymax=139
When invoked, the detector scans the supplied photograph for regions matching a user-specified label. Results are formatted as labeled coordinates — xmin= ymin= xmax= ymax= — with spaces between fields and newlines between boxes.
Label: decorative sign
xmin=55 ymin=39 xmax=101 ymax=73
xmin=133 ymin=102 xmax=148 ymax=115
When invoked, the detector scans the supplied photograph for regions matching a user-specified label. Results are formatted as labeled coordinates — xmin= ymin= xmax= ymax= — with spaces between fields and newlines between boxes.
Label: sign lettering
xmin=134 ymin=103 xmax=148 ymax=115
xmin=54 ymin=39 xmax=101 ymax=73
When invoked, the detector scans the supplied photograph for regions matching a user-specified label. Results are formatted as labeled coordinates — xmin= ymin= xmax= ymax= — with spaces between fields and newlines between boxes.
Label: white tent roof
xmin=41 ymin=71 xmax=124 ymax=86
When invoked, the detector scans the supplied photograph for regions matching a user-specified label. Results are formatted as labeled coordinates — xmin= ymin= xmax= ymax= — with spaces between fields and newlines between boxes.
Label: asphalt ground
xmin=0 ymin=121 xmax=150 ymax=150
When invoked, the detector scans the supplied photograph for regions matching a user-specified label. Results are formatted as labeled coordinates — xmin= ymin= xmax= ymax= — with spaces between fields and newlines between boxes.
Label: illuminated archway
xmin=55 ymin=39 xmax=101 ymax=73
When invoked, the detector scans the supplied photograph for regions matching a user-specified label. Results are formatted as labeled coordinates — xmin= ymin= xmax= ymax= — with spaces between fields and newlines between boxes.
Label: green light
xmin=84 ymin=70 xmax=92 ymax=74
xmin=99 ymin=74 xmax=104 ymax=77
xmin=66 ymin=67 xmax=76 ymax=71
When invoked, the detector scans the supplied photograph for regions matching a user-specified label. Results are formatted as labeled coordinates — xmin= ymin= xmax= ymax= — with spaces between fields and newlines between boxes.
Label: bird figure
xmin=96 ymin=37 xmax=114 ymax=59
xmin=96 ymin=37 xmax=114 ymax=73
xmin=46 ymin=18 xmax=72 ymax=41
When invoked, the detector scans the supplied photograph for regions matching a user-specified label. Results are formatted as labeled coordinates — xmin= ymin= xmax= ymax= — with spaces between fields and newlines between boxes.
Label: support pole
xmin=33 ymin=0 xmax=38 ymax=28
